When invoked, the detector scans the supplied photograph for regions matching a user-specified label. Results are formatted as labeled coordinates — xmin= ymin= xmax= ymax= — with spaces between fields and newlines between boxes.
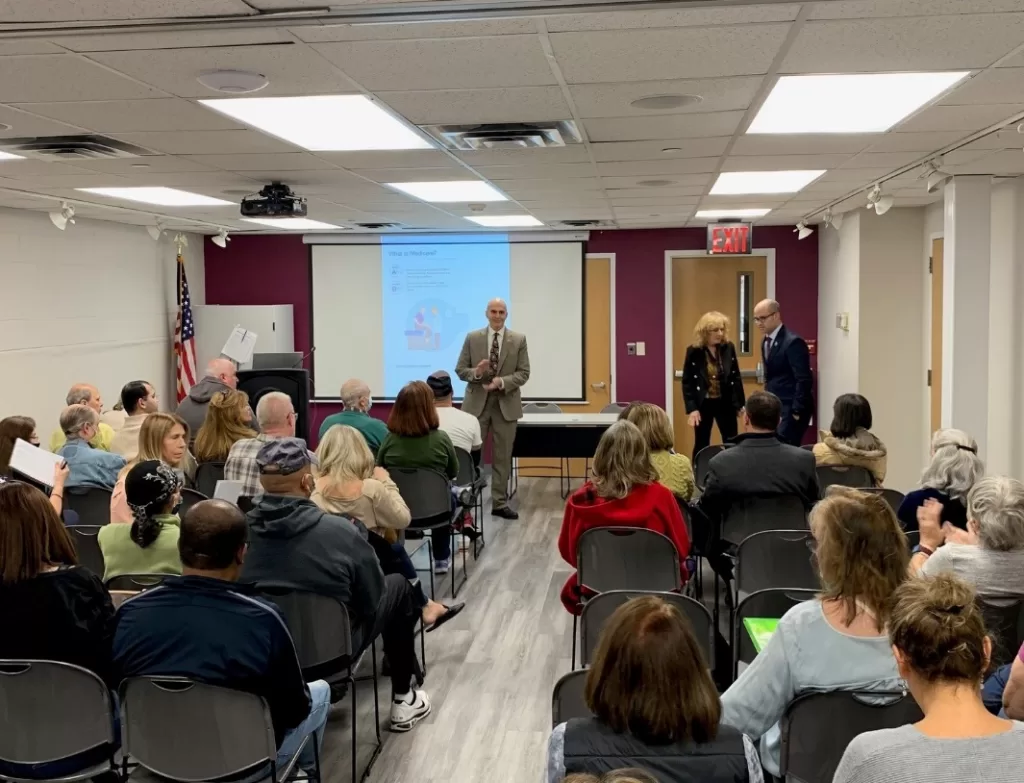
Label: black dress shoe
xmin=491 ymin=506 xmax=519 ymax=520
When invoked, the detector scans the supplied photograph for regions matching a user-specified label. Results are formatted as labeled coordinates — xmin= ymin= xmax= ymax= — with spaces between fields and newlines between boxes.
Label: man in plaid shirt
xmin=225 ymin=392 xmax=314 ymax=497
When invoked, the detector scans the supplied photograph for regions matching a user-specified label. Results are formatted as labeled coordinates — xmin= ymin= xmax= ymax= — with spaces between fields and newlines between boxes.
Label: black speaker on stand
xmin=237 ymin=369 xmax=311 ymax=444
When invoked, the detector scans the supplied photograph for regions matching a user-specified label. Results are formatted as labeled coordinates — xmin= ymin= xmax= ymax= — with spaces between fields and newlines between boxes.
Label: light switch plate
xmin=637 ymin=341 xmax=646 ymax=356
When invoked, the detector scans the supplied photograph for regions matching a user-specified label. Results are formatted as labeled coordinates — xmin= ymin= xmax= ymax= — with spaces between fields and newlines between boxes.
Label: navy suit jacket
xmin=762 ymin=324 xmax=813 ymax=416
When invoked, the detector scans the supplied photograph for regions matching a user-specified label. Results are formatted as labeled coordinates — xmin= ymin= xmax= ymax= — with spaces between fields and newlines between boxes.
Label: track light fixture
xmin=822 ymin=208 xmax=844 ymax=231
xmin=146 ymin=222 xmax=164 ymax=241
xmin=794 ymin=221 xmax=814 ymax=240
xmin=211 ymin=228 xmax=230 ymax=249
xmin=49 ymin=201 xmax=75 ymax=231
xmin=922 ymin=159 xmax=950 ymax=194
xmin=866 ymin=185 xmax=894 ymax=216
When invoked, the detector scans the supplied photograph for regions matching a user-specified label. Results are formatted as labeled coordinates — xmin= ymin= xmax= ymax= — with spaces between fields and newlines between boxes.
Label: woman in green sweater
xmin=98 ymin=460 xmax=183 ymax=583
xmin=377 ymin=380 xmax=459 ymax=573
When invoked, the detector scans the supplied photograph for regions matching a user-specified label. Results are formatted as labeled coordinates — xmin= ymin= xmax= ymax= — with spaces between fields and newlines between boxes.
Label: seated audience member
xmin=57 ymin=405 xmax=126 ymax=489
xmin=313 ymin=425 xmax=463 ymax=632
xmin=621 ymin=402 xmax=695 ymax=500
xmin=1001 ymin=643 xmax=1024 ymax=719
xmin=0 ymin=479 xmax=116 ymax=780
xmin=50 ymin=383 xmax=116 ymax=452
xmin=176 ymin=358 xmax=255 ymax=443
xmin=318 ymin=377 xmax=388 ymax=454
xmin=910 ymin=476 xmax=1024 ymax=597
xmin=427 ymin=370 xmax=482 ymax=458
xmin=558 ymin=420 xmax=690 ymax=614
xmin=898 ymin=428 xmax=982 ymax=532
xmin=833 ymin=575 xmax=1024 ymax=783
xmin=0 ymin=416 xmax=73 ymax=519
xmin=813 ymin=393 xmax=887 ymax=485
xmin=242 ymin=439 xmax=431 ymax=731
xmin=99 ymin=461 xmax=183 ymax=582
xmin=194 ymin=389 xmax=257 ymax=463
xmin=378 ymin=380 xmax=459 ymax=574
xmin=112 ymin=499 xmax=331 ymax=772
xmin=548 ymin=596 xmax=762 ymax=783
xmin=101 ymin=400 xmax=127 ymax=433
xmin=109 ymin=380 xmax=160 ymax=461
xmin=721 ymin=488 xmax=908 ymax=777
xmin=225 ymin=392 xmax=310 ymax=498
xmin=111 ymin=413 xmax=190 ymax=523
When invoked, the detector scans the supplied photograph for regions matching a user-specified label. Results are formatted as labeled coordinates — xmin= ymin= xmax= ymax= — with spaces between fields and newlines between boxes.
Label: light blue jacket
xmin=57 ymin=438 xmax=126 ymax=489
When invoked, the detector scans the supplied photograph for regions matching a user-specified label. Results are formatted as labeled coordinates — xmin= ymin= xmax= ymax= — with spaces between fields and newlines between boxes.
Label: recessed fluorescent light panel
xmin=199 ymin=95 xmax=432 ymax=151
xmin=387 ymin=181 xmax=507 ymax=203
xmin=77 ymin=187 xmax=234 ymax=206
xmin=0 ymin=151 xmax=24 ymax=160
xmin=695 ymin=208 xmax=772 ymax=218
xmin=748 ymin=72 xmax=970 ymax=134
xmin=241 ymin=218 xmax=339 ymax=230
xmin=710 ymin=170 xmax=825 ymax=195
xmin=466 ymin=215 xmax=543 ymax=227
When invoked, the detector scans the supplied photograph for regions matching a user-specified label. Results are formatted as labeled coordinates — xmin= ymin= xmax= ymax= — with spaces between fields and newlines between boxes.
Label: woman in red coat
xmin=558 ymin=419 xmax=691 ymax=614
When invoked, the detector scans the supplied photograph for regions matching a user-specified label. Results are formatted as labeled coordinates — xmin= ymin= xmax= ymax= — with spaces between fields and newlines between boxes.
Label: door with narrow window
xmin=930 ymin=238 xmax=944 ymax=435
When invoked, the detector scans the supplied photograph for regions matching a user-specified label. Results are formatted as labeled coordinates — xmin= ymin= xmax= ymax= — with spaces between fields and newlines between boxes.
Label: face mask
xmin=365 ymin=398 xmax=373 ymax=412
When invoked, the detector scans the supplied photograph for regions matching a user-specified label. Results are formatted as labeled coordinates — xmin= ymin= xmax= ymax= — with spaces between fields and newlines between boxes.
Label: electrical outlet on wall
xmin=626 ymin=342 xmax=637 ymax=356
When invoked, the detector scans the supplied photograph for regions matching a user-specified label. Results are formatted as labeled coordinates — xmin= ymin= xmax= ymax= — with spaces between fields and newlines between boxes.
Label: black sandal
xmin=425 ymin=601 xmax=465 ymax=633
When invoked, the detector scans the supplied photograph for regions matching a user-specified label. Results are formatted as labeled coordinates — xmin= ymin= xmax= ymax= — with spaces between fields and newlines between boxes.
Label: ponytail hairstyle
xmin=124 ymin=460 xmax=182 ymax=549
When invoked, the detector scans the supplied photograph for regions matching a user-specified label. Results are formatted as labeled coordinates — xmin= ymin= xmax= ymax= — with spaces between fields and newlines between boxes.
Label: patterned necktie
xmin=489 ymin=331 xmax=500 ymax=373
xmin=763 ymin=335 xmax=771 ymax=361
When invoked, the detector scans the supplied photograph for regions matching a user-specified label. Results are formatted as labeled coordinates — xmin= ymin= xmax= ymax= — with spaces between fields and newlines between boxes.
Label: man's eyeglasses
xmin=753 ymin=313 xmax=778 ymax=324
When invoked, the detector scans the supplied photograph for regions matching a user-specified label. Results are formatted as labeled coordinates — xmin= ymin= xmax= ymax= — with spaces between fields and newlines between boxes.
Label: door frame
xmin=663 ymin=248 xmax=777 ymax=421
xmin=585 ymin=252 xmax=617 ymax=405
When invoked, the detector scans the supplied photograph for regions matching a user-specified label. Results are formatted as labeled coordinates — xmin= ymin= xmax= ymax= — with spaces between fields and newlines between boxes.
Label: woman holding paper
xmin=0 ymin=415 xmax=72 ymax=520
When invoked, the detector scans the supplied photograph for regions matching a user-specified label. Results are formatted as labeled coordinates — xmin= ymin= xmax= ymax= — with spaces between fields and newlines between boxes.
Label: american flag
xmin=174 ymin=252 xmax=197 ymax=403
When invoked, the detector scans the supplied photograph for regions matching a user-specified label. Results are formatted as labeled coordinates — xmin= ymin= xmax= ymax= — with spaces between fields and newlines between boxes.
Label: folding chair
xmin=455 ymin=448 xmax=488 ymax=559
xmin=977 ymin=596 xmax=1024 ymax=670
xmin=904 ymin=530 xmax=920 ymax=551
xmin=572 ymin=527 xmax=681 ymax=668
xmin=62 ymin=486 xmax=113 ymax=526
xmin=551 ymin=670 xmax=591 ymax=727
xmin=519 ymin=402 xmax=570 ymax=498
xmin=816 ymin=465 xmax=874 ymax=494
xmin=121 ymin=676 xmax=320 ymax=783
xmin=579 ymin=590 xmax=712 ymax=668
xmin=694 ymin=444 xmax=730 ymax=491
xmin=253 ymin=590 xmax=381 ymax=783
xmin=733 ymin=588 xmax=817 ymax=681
xmin=0 ymin=659 xmax=119 ymax=783
xmin=736 ymin=530 xmax=819 ymax=595
xmin=389 ymin=467 xmax=465 ymax=599
xmin=780 ymin=691 xmax=922 ymax=783
xmin=68 ymin=526 xmax=105 ymax=578
xmin=193 ymin=462 xmax=226 ymax=498
xmin=859 ymin=487 xmax=906 ymax=515
xmin=178 ymin=488 xmax=208 ymax=517
xmin=104 ymin=573 xmax=167 ymax=591
xmin=599 ymin=402 xmax=629 ymax=414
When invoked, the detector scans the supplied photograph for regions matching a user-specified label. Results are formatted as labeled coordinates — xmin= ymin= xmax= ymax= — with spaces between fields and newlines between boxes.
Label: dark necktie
xmin=763 ymin=336 xmax=771 ymax=361
xmin=490 ymin=331 xmax=500 ymax=373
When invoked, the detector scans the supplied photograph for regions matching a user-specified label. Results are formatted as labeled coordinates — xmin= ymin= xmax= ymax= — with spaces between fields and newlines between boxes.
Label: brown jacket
xmin=812 ymin=428 xmax=887 ymax=485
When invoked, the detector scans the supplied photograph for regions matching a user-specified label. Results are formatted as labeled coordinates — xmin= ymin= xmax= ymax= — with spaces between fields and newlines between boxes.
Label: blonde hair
xmin=194 ymin=390 xmax=256 ymax=463
xmin=120 ymin=412 xmax=189 ymax=478
xmin=317 ymin=425 xmax=375 ymax=483
xmin=692 ymin=311 xmax=729 ymax=348
xmin=591 ymin=420 xmax=659 ymax=500
xmin=621 ymin=402 xmax=675 ymax=452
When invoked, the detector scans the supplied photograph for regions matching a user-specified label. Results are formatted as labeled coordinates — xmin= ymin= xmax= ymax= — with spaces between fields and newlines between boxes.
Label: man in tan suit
xmin=455 ymin=298 xmax=530 ymax=519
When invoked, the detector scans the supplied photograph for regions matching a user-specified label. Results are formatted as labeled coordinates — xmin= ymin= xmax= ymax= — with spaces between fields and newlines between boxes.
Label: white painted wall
xmin=0 ymin=208 xmax=205 ymax=439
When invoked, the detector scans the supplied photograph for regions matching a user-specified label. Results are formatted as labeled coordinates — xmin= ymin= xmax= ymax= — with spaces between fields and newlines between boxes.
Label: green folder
xmin=743 ymin=617 xmax=780 ymax=654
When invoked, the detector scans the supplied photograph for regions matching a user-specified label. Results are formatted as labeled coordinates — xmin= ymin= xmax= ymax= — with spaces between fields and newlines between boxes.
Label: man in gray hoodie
xmin=177 ymin=358 xmax=259 ymax=444
xmin=241 ymin=438 xmax=432 ymax=733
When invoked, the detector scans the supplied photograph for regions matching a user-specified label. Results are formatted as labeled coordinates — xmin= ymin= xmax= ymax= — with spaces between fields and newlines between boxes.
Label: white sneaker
xmin=390 ymin=689 xmax=431 ymax=732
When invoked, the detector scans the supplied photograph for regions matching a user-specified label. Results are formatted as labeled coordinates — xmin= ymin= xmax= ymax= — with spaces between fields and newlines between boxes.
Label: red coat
xmin=557 ymin=480 xmax=691 ymax=614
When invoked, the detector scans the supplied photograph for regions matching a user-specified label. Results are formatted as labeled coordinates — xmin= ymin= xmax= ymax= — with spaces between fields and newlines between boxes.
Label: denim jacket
xmin=57 ymin=438 xmax=126 ymax=489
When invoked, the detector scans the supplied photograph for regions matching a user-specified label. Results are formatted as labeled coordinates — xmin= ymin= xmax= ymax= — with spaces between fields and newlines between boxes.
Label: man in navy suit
xmin=753 ymin=299 xmax=813 ymax=446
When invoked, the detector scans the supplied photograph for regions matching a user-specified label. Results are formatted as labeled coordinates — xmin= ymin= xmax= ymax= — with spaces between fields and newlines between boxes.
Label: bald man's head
xmin=179 ymin=499 xmax=247 ymax=576
xmin=486 ymin=298 xmax=508 ymax=331
xmin=753 ymin=299 xmax=782 ymax=335
xmin=255 ymin=391 xmax=295 ymax=435
xmin=206 ymin=358 xmax=238 ymax=389
xmin=340 ymin=378 xmax=372 ymax=412
xmin=66 ymin=383 xmax=102 ymax=413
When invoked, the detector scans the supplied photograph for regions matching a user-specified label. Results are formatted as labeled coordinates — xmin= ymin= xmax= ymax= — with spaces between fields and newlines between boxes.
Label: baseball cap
xmin=426 ymin=370 xmax=453 ymax=399
xmin=256 ymin=438 xmax=317 ymax=475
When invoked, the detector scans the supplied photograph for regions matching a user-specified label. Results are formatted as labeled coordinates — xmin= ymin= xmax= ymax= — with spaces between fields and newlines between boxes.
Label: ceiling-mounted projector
xmin=240 ymin=182 xmax=307 ymax=218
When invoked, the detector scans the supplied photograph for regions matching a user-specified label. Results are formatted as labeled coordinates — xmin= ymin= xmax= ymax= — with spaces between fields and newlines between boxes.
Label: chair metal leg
xmin=311 ymin=721 xmax=322 ymax=783
xmin=350 ymin=667 xmax=358 ymax=783
xmin=571 ymin=613 xmax=578 ymax=670
xmin=426 ymin=534 xmax=436 ymax=601
xmin=419 ymin=619 xmax=427 ymax=679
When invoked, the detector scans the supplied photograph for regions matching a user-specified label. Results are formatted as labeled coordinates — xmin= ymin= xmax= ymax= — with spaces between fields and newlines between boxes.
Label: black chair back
xmin=257 ymin=588 xmax=354 ymax=681
xmin=721 ymin=494 xmax=808 ymax=546
xmin=69 ymin=525 xmax=105 ymax=577
xmin=816 ymin=465 xmax=874 ymax=494
xmin=577 ymin=527 xmax=681 ymax=594
xmin=105 ymin=573 xmax=167 ymax=591
xmin=734 ymin=588 xmax=817 ymax=678
xmin=178 ymin=488 xmax=208 ymax=518
xmin=978 ymin=597 xmax=1024 ymax=669
xmin=904 ymin=530 xmax=920 ymax=551
xmin=859 ymin=487 xmax=906 ymax=515
xmin=194 ymin=462 xmax=226 ymax=498
xmin=780 ymin=691 xmax=922 ymax=783
xmin=62 ymin=486 xmax=113 ymax=526
xmin=694 ymin=444 xmax=729 ymax=490
xmin=736 ymin=530 xmax=819 ymax=595
xmin=389 ymin=467 xmax=453 ymax=529
xmin=551 ymin=669 xmax=590 ymax=727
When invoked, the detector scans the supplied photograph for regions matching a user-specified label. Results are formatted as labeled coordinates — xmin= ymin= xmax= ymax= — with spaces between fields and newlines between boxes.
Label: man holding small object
xmin=455 ymin=298 xmax=530 ymax=520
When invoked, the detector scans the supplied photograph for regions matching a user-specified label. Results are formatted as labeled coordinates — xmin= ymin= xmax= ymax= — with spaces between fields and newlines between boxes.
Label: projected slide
xmin=381 ymin=236 xmax=510 ymax=397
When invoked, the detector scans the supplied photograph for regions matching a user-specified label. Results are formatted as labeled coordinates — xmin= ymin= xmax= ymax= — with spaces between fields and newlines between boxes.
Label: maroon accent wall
xmin=205 ymin=226 xmax=818 ymax=444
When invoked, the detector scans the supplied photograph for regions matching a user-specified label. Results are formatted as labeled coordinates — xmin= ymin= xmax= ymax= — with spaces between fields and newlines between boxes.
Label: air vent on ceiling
xmin=355 ymin=222 xmax=402 ymax=230
xmin=419 ymin=121 xmax=582 ymax=151
xmin=560 ymin=219 xmax=610 ymax=228
xmin=0 ymin=135 xmax=151 ymax=160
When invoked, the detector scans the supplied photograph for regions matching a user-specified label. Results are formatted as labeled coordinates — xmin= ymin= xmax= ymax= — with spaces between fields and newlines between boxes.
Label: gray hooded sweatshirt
xmin=176 ymin=375 xmax=260 ymax=445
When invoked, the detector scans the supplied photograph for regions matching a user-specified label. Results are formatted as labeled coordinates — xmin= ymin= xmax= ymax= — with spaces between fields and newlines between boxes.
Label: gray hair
xmin=66 ymin=384 xmax=94 ymax=406
xmin=255 ymin=392 xmax=293 ymax=429
xmin=968 ymin=476 xmax=1024 ymax=551
xmin=921 ymin=428 xmax=983 ymax=501
xmin=60 ymin=404 xmax=98 ymax=438
xmin=340 ymin=378 xmax=370 ymax=410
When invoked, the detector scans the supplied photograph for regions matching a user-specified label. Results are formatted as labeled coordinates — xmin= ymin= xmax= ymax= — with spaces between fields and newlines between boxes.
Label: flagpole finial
xmin=174 ymin=232 xmax=188 ymax=255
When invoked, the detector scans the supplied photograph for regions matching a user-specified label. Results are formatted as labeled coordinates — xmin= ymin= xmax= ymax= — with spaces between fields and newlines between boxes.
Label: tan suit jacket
xmin=455 ymin=327 xmax=530 ymax=421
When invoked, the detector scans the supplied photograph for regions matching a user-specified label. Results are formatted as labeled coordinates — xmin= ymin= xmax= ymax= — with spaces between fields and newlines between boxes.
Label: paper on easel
xmin=221 ymin=326 xmax=258 ymax=365
xmin=10 ymin=439 xmax=64 ymax=486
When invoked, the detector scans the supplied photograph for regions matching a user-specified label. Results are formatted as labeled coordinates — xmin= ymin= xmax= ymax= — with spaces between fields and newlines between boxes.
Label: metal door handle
xmin=590 ymin=381 xmax=607 ymax=390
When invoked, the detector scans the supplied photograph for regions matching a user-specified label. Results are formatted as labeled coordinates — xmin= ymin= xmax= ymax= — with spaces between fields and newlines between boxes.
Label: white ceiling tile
xmin=807 ymin=167 xmax=893 ymax=183
xmin=545 ymin=5 xmax=800 ymax=31
xmin=894 ymin=104 xmax=1024 ymax=133
xmin=606 ymin=187 xmax=706 ymax=199
xmin=549 ymin=26 xmax=791 ymax=83
xmin=569 ymin=77 xmax=764 ymax=119
xmin=113 ymin=130 xmax=299 ymax=156
xmin=607 ymin=196 xmax=703 ymax=207
xmin=863 ymin=131 xmax=963 ymax=152
xmin=530 ymin=208 xmax=614 ymax=220
xmin=311 ymin=36 xmax=557 ymax=90
xmin=105 ymin=172 xmax=262 ymax=192
xmin=809 ymin=0 xmax=1024 ymax=19
xmin=68 ymin=156 xmax=215 ymax=175
xmin=721 ymin=154 xmax=849 ymax=170
xmin=731 ymin=135 xmax=875 ymax=155
xmin=782 ymin=16 xmax=1024 ymax=72
xmin=698 ymin=196 xmax=790 ymax=208
xmin=598 ymin=171 xmax=711 ymax=186
xmin=839 ymin=151 xmax=925 ymax=168
xmin=181 ymin=153 xmax=334 ymax=172
xmin=475 ymin=163 xmax=598 ymax=180
xmin=318 ymin=150 xmax=457 ymax=169
xmin=358 ymin=167 xmax=489 ymax=183
xmin=955 ymin=128 xmax=1022 ymax=150
xmin=0 ymin=41 xmax=66 ymax=55
xmin=600 ymin=177 xmax=705 ymax=192
xmin=88 ymin=44 xmax=356 ymax=99
xmin=947 ymin=150 xmax=1024 ymax=174
xmin=0 ymin=56 xmax=164 ymax=103
xmin=0 ymin=160 xmax=98 ymax=178
xmin=0 ymin=172 xmax=134 ymax=188
xmin=0 ymin=105 xmax=82 ymax=138
xmin=943 ymin=69 xmax=1024 ymax=104
xmin=455 ymin=147 xmax=590 ymax=165
xmin=941 ymin=147 xmax=1002 ymax=165
xmin=376 ymin=86 xmax=570 ymax=124
xmin=291 ymin=19 xmax=538 ymax=42
xmin=592 ymin=141 xmax=726 ymax=163
xmin=53 ymin=29 xmax=286 ymax=53
xmin=9 ymin=99 xmax=243 ymax=133
xmin=585 ymin=112 xmax=744 ymax=142
xmin=0 ymin=0 xmax=253 ymax=22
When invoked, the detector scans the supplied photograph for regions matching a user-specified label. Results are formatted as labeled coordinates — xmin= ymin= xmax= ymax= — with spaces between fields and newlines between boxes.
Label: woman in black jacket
xmin=682 ymin=311 xmax=745 ymax=461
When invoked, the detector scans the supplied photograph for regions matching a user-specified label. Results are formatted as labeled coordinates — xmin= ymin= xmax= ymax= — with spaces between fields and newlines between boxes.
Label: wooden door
xmin=670 ymin=255 xmax=768 ymax=458
xmin=930 ymin=238 xmax=944 ymax=434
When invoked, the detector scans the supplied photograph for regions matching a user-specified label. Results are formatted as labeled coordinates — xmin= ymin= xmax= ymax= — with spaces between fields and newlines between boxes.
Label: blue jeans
xmin=277 ymin=680 xmax=330 ymax=771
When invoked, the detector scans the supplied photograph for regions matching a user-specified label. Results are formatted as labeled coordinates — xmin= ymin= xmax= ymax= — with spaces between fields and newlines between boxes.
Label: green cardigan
xmin=98 ymin=514 xmax=183 ymax=582
xmin=376 ymin=429 xmax=459 ymax=479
